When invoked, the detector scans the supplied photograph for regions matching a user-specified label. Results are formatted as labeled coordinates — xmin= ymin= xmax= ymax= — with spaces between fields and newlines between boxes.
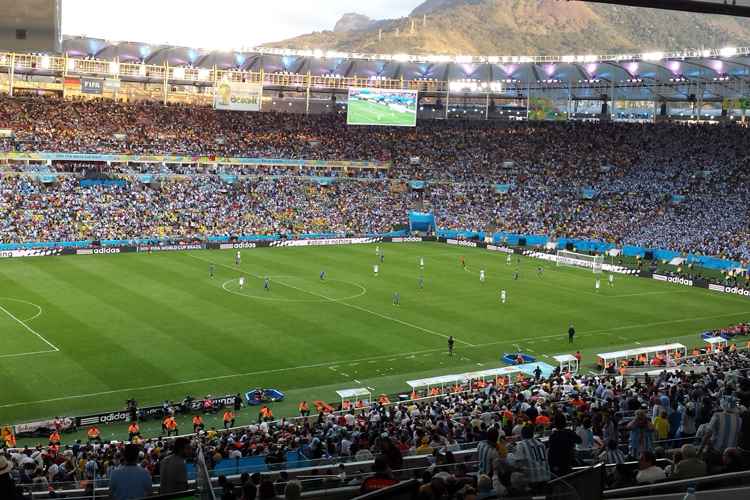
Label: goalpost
xmin=556 ymin=250 xmax=604 ymax=274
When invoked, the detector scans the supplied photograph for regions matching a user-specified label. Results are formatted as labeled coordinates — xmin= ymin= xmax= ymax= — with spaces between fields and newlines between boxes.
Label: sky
xmin=61 ymin=0 xmax=426 ymax=49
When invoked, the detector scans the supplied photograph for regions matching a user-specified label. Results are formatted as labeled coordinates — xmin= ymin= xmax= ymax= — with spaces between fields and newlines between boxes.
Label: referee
xmin=568 ymin=324 xmax=575 ymax=343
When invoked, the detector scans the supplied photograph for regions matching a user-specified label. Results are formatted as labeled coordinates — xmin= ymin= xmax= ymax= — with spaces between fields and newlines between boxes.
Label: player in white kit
xmin=608 ymin=273 xmax=614 ymax=287
xmin=239 ymin=276 xmax=245 ymax=289
xmin=595 ymin=278 xmax=601 ymax=291
xmin=373 ymin=264 xmax=379 ymax=276
xmin=479 ymin=269 xmax=485 ymax=283
xmin=419 ymin=257 xmax=424 ymax=269
xmin=235 ymin=251 xmax=241 ymax=265
xmin=506 ymin=254 xmax=512 ymax=265
xmin=500 ymin=289 xmax=506 ymax=304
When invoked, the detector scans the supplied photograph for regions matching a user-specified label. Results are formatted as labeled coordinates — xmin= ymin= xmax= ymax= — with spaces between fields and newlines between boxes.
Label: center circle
xmin=221 ymin=275 xmax=367 ymax=303
xmin=0 ymin=297 xmax=44 ymax=322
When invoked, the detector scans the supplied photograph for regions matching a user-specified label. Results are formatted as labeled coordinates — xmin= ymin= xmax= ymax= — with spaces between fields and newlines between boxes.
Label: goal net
xmin=556 ymin=250 xmax=603 ymax=274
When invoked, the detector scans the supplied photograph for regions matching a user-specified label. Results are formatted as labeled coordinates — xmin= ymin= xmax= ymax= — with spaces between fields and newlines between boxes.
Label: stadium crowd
xmin=3 ymin=345 xmax=750 ymax=499
xmin=1 ymin=94 xmax=750 ymax=263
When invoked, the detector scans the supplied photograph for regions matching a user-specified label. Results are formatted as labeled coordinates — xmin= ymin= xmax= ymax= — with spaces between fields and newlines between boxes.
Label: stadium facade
xmin=0 ymin=38 xmax=749 ymax=120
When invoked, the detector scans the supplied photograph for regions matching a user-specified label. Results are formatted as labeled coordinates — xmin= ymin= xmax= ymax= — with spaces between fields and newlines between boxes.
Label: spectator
xmin=159 ymin=437 xmax=191 ymax=494
xmin=708 ymin=395 xmax=743 ymax=453
xmin=476 ymin=427 xmax=502 ymax=476
xmin=635 ymin=451 xmax=666 ymax=484
xmin=360 ymin=455 xmax=398 ymax=494
xmin=284 ymin=480 xmax=302 ymax=500
xmin=508 ymin=425 xmax=551 ymax=486
xmin=547 ymin=414 xmax=581 ymax=475
xmin=671 ymin=444 xmax=707 ymax=480
xmin=628 ymin=410 xmax=655 ymax=459
xmin=108 ymin=444 xmax=153 ymax=500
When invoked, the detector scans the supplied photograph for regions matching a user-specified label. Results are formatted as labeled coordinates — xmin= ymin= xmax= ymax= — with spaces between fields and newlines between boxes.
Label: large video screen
xmin=347 ymin=88 xmax=418 ymax=127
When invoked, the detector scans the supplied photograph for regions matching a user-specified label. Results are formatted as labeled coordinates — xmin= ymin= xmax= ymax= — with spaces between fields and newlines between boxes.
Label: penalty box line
xmin=188 ymin=254 xmax=476 ymax=348
xmin=0 ymin=303 xmax=59 ymax=355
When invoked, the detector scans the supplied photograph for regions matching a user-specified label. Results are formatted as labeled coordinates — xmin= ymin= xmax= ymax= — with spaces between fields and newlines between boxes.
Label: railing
xmin=603 ymin=469 xmax=750 ymax=498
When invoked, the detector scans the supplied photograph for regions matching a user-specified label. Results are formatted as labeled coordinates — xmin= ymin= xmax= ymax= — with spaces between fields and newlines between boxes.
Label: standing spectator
xmin=508 ymin=425 xmax=551 ymax=486
xmin=159 ymin=437 xmax=191 ymax=494
xmin=109 ymin=444 xmax=153 ymax=500
xmin=476 ymin=427 xmax=502 ymax=476
xmin=548 ymin=415 xmax=581 ymax=476
xmin=627 ymin=410 xmax=655 ymax=459
xmin=708 ymin=395 xmax=743 ymax=453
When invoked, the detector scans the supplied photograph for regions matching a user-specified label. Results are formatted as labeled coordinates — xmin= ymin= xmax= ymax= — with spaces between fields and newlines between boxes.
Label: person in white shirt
xmin=235 ymin=251 xmax=241 ymax=265
xmin=608 ymin=273 xmax=614 ymax=287
xmin=479 ymin=269 xmax=486 ymax=282
xmin=373 ymin=264 xmax=379 ymax=276
xmin=239 ymin=276 xmax=245 ymax=289
xmin=500 ymin=289 xmax=507 ymax=304
xmin=419 ymin=257 xmax=424 ymax=269
xmin=595 ymin=278 xmax=601 ymax=291
xmin=635 ymin=451 xmax=666 ymax=484
xmin=506 ymin=254 xmax=512 ymax=265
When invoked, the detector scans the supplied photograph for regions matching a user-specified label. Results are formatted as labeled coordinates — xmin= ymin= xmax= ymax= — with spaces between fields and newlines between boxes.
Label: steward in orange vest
xmin=223 ymin=410 xmax=235 ymax=429
xmin=298 ymin=401 xmax=310 ymax=416
xmin=163 ymin=416 xmax=178 ymax=436
xmin=192 ymin=415 xmax=204 ymax=433
xmin=87 ymin=426 xmax=101 ymax=443
xmin=49 ymin=430 xmax=61 ymax=445
xmin=128 ymin=422 xmax=140 ymax=441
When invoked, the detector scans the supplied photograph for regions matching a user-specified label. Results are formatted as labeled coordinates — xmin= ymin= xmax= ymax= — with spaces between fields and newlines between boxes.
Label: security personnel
xmin=298 ymin=401 xmax=310 ymax=417
xmin=87 ymin=426 xmax=101 ymax=444
xmin=127 ymin=422 xmax=140 ymax=441
xmin=192 ymin=414 xmax=205 ymax=433
xmin=49 ymin=430 xmax=61 ymax=446
xmin=163 ymin=416 xmax=178 ymax=436
xmin=223 ymin=410 xmax=235 ymax=429
xmin=259 ymin=405 xmax=273 ymax=422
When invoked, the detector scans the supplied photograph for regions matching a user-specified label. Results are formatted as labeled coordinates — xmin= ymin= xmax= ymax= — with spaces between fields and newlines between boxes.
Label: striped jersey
xmin=511 ymin=438 xmax=551 ymax=483
xmin=709 ymin=410 xmax=742 ymax=452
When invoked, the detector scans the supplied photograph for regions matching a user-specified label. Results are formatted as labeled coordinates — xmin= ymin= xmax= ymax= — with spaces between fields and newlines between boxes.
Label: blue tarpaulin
xmin=79 ymin=179 xmax=127 ymax=188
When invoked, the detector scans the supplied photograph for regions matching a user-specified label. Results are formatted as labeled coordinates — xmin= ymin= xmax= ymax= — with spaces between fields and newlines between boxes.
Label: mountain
xmin=264 ymin=0 xmax=750 ymax=55
xmin=333 ymin=13 xmax=374 ymax=33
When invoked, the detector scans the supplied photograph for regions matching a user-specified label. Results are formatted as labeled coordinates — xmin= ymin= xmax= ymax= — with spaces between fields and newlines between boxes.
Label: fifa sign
xmin=214 ymin=82 xmax=263 ymax=111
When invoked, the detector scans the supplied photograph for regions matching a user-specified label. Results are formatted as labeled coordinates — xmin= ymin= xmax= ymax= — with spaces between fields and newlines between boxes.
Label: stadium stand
xmin=1 ymin=95 xmax=750 ymax=264
xmin=2 ymin=346 xmax=750 ymax=499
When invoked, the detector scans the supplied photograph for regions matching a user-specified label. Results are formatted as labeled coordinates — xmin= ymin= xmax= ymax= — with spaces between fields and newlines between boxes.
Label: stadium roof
xmin=47 ymin=37 xmax=750 ymax=100
xmin=61 ymin=36 xmax=750 ymax=83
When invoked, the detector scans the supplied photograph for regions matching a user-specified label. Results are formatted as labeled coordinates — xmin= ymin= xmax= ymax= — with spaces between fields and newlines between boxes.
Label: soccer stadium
xmin=2 ymin=1 xmax=750 ymax=499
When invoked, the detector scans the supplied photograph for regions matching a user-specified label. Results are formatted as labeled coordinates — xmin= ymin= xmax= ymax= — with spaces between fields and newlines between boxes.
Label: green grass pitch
xmin=347 ymin=99 xmax=417 ymax=127
xmin=1 ymin=242 xmax=748 ymax=442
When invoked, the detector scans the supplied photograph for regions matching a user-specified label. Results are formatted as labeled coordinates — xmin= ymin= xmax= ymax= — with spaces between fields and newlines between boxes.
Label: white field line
xmin=0 ymin=349 xmax=57 ymax=360
xmin=0 ymin=345 xmax=453 ymax=409
xmin=190 ymin=254 xmax=475 ymax=347
xmin=4 ymin=308 xmax=749 ymax=409
xmin=0 ymin=298 xmax=43 ymax=322
xmin=0 ymin=303 xmax=59 ymax=352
